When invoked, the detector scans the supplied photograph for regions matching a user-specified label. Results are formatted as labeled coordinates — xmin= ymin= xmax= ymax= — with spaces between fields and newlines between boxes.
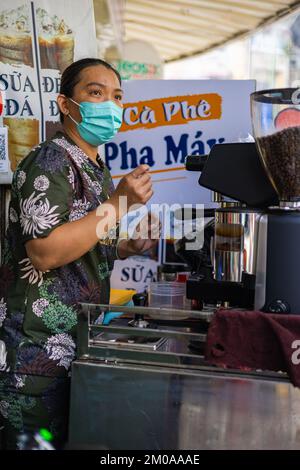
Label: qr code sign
xmin=0 ymin=134 xmax=5 ymax=161
xmin=0 ymin=127 xmax=10 ymax=176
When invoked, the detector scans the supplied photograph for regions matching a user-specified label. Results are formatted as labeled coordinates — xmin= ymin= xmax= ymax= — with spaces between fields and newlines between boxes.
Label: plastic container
xmin=148 ymin=281 xmax=190 ymax=320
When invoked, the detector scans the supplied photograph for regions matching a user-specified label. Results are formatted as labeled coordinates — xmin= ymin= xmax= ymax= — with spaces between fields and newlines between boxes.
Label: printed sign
xmin=108 ymin=79 xmax=256 ymax=291
xmin=0 ymin=0 xmax=96 ymax=183
xmin=0 ymin=126 xmax=9 ymax=173
xmin=113 ymin=60 xmax=162 ymax=80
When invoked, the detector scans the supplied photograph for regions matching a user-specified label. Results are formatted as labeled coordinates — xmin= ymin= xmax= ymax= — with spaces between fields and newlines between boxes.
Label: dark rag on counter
xmin=205 ymin=309 xmax=300 ymax=387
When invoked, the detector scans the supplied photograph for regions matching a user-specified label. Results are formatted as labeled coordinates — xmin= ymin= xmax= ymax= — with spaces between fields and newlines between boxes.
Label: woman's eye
xmin=90 ymin=90 xmax=102 ymax=96
xmin=115 ymin=94 xmax=122 ymax=101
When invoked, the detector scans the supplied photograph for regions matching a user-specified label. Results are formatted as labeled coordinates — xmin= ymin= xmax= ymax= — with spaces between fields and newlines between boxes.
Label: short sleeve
xmin=14 ymin=143 xmax=73 ymax=244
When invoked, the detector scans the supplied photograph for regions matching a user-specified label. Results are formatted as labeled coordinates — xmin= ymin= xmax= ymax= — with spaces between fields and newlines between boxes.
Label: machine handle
xmin=132 ymin=292 xmax=147 ymax=307
xmin=185 ymin=154 xmax=208 ymax=171
xmin=132 ymin=292 xmax=148 ymax=321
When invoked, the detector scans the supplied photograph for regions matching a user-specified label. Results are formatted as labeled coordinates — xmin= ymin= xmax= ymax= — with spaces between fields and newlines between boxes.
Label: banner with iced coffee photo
xmin=0 ymin=0 xmax=97 ymax=183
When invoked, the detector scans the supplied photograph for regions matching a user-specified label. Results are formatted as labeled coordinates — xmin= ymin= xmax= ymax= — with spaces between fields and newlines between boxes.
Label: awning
xmin=124 ymin=0 xmax=300 ymax=62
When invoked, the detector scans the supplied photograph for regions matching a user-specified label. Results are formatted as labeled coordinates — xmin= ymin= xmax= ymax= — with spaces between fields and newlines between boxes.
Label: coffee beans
xmin=257 ymin=125 xmax=300 ymax=201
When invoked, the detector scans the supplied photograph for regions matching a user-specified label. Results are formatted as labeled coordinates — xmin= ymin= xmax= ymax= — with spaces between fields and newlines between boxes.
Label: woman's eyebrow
xmin=86 ymin=81 xmax=105 ymax=88
xmin=86 ymin=82 xmax=123 ymax=93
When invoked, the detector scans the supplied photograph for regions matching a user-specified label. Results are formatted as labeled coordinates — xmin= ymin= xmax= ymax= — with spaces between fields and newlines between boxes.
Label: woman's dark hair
xmin=59 ymin=58 xmax=122 ymax=123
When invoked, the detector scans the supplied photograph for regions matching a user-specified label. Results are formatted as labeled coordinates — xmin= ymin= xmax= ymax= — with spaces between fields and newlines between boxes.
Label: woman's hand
xmin=109 ymin=165 xmax=153 ymax=219
xmin=117 ymin=212 xmax=161 ymax=259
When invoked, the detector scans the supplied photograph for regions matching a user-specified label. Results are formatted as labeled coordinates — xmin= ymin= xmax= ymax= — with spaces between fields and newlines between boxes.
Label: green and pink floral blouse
xmin=0 ymin=131 xmax=117 ymax=378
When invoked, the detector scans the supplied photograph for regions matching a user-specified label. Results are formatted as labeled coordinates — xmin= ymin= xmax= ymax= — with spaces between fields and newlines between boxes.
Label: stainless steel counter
xmin=68 ymin=303 xmax=300 ymax=450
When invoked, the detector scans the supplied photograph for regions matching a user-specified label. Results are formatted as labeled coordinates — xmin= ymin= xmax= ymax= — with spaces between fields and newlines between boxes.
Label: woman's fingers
xmin=131 ymin=164 xmax=150 ymax=178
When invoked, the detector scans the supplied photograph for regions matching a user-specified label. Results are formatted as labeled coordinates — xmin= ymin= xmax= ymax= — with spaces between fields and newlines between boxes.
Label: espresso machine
xmin=184 ymin=88 xmax=300 ymax=314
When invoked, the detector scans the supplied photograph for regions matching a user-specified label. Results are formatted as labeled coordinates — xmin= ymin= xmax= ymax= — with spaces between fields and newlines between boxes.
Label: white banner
xmin=107 ymin=79 xmax=256 ymax=291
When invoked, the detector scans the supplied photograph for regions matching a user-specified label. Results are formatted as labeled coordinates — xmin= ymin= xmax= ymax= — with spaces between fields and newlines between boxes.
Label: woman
xmin=0 ymin=58 xmax=157 ymax=449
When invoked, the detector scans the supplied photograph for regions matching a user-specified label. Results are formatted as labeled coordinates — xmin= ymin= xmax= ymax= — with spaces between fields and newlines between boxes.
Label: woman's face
xmin=59 ymin=64 xmax=123 ymax=125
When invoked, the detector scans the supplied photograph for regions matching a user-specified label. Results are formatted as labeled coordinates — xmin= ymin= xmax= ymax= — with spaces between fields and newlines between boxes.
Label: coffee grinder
xmin=184 ymin=88 xmax=300 ymax=314
xmin=251 ymin=88 xmax=300 ymax=313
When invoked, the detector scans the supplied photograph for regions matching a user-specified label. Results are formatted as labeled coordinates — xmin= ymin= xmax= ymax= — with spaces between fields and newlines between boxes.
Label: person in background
xmin=0 ymin=58 xmax=159 ymax=449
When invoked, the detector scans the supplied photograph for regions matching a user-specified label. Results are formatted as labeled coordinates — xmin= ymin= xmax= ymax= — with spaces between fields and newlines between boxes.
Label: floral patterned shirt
xmin=0 ymin=131 xmax=117 ymax=378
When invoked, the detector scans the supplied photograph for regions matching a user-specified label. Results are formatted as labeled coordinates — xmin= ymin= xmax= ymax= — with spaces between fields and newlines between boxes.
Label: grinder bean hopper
xmin=251 ymin=88 xmax=300 ymax=313
xmin=185 ymin=88 xmax=300 ymax=314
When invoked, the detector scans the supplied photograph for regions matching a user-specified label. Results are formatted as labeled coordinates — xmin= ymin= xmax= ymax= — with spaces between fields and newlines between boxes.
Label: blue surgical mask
xmin=67 ymin=98 xmax=123 ymax=146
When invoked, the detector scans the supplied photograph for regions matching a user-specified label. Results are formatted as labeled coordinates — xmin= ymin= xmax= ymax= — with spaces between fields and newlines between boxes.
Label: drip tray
xmin=93 ymin=332 xmax=167 ymax=351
